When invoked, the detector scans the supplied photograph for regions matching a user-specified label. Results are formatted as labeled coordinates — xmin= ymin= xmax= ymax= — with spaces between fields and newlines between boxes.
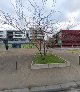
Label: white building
xmin=0 ymin=23 xmax=31 ymax=44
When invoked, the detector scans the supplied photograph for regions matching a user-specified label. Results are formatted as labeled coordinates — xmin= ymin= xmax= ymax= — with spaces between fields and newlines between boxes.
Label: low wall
xmin=31 ymin=61 xmax=70 ymax=69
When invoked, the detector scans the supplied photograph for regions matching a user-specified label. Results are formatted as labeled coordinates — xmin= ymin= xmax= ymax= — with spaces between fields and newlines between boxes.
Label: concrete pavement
xmin=0 ymin=48 xmax=80 ymax=91
xmin=0 ymin=80 xmax=80 ymax=92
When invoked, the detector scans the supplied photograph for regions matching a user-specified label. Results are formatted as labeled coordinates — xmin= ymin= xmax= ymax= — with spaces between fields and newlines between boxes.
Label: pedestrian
xmin=3 ymin=39 xmax=8 ymax=50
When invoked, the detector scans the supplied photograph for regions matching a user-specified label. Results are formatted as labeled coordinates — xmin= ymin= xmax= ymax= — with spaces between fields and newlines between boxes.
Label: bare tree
xmin=25 ymin=0 xmax=57 ymax=55
xmin=0 ymin=0 xmax=60 ymax=56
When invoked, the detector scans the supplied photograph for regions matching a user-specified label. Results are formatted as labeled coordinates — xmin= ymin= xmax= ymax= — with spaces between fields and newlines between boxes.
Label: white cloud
xmin=0 ymin=23 xmax=16 ymax=30
xmin=1 ymin=0 xmax=80 ymax=32
xmin=70 ymin=0 xmax=80 ymax=11
xmin=67 ymin=11 xmax=79 ymax=24
xmin=71 ymin=25 xmax=80 ymax=30
xmin=10 ymin=0 xmax=16 ymax=7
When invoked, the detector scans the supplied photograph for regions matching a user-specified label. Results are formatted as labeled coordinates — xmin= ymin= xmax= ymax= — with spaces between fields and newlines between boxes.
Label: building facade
xmin=52 ymin=30 xmax=80 ymax=47
xmin=0 ymin=30 xmax=26 ymax=40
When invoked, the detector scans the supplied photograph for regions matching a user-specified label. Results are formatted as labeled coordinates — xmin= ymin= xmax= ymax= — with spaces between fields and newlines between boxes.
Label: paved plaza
xmin=0 ymin=48 xmax=80 ymax=91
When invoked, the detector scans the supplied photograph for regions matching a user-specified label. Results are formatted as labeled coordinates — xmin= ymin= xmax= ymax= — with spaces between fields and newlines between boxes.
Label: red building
xmin=53 ymin=30 xmax=80 ymax=47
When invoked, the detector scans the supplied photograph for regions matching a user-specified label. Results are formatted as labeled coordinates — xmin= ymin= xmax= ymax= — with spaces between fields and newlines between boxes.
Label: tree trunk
xmin=43 ymin=41 xmax=46 ymax=56
xmin=40 ymin=39 xmax=41 ymax=51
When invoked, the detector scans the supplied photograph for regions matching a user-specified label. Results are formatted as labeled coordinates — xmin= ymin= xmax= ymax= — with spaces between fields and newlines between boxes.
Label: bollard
xmin=79 ymin=55 xmax=80 ymax=65
xmin=16 ymin=61 xmax=17 ymax=70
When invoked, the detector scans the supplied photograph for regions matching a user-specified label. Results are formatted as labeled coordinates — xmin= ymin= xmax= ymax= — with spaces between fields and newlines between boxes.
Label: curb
xmin=31 ymin=61 xmax=70 ymax=69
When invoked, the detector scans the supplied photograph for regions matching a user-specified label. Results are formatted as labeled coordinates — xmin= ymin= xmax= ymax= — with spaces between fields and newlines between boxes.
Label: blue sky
xmin=0 ymin=0 xmax=80 ymax=31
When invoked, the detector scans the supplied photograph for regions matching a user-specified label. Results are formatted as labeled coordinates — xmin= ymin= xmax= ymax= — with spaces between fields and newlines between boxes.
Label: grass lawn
xmin=34 ymin=54 xmax=65 ymax=64
xmin=67 ymin=49 xmax=80 ymax=53
xmin=8 ymin=44 xmax=36 ymax=49
xmin=21 ymin=44 xmax=36 ymax=49
xmin=8 ymin=44 xmax=12 ymax=48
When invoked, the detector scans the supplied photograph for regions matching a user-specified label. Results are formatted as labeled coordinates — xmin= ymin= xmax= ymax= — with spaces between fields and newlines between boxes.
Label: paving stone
xmin=4 ymin=90 xmax=12 ymax=92
xmin=75 ymin=81 xmax=80 ymax=86
xmin=0 ymin=90 xmax=12 ymax=92
xmin=12 ymin=88 xmax=29 ymax=92
xmin=21 ymin=88 xmax=29 ymax=92
xmin=30 ymin=84 xmax=61 ymax=92
xmin=60 ymin=81 xmax=77 ymax=89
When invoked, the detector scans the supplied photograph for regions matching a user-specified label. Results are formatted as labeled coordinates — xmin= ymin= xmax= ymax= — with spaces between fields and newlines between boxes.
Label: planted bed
xmin=31 ymin=54 xmax=70 ymax=69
